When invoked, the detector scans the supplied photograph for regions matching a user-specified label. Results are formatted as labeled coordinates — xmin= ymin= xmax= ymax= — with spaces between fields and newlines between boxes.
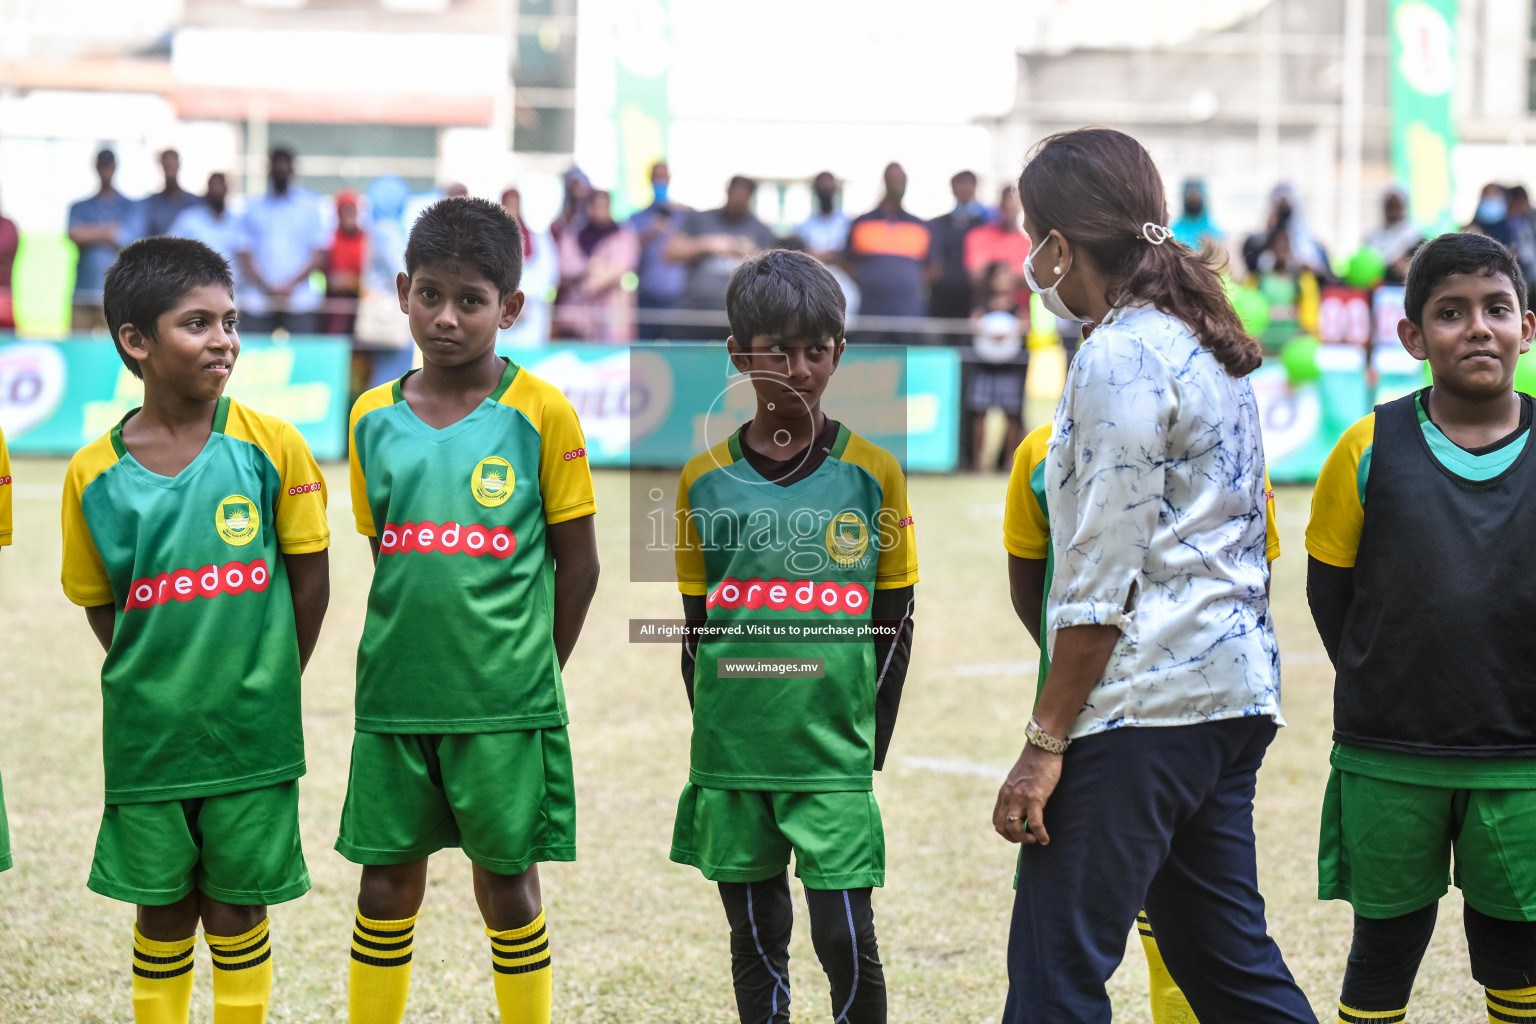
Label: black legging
xmin=1343 ymin=902 xmax=1536 ymax=1011
xmin=717 ymin=872 xmax=885 ymax=1024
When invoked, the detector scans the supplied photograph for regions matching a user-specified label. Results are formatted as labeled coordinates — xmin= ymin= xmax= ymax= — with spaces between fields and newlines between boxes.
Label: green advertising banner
xmin=611 ymin=0 xmax=671 ymax=219
xmin=0 ymin=336 xmax=352 ymax=459
xmin=1389 ymin=0 xmax=1459 ymax=233
xmin=499 ymin=342 xmax=960 ymax=472
xmin=11 ymin=232 xmax=75 ymax=339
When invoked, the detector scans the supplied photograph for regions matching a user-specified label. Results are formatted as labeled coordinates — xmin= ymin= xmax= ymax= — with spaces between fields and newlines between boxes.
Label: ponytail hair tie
xmin=1139 ymin=222 xmax=1173 ymax=245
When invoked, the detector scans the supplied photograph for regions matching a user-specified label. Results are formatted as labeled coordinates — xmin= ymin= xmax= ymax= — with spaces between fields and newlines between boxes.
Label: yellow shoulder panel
xmin=1004 ymin=423 xmax=1052 ymax=559
xmin=349 ymin=383 xmax=397 ymax=537
xmin=0 ymin=423 xmax=11 ymax=546
xmin=350 ymin=382 xmax=396 ymax=433
xmin=675 ymin=439 xmax=735 ymax=596
xmin=223 ymin=399 xmax=330 ymax=554
xmin=501 ymin=364 xmax=597 ymax=524
xmin=60 ymin=431 xmax=122 ymax=606
xmin=1305 ymin=412 xmax=1376 ymax=569
xmin=1262 ymin=467 xmax=1281 ymax=562
xmin=838 ymin=431 xmax=918 ymax=589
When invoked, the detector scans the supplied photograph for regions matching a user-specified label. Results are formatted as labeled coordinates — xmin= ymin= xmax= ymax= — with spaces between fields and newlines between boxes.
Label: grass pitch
xmin=0 ymin=465 xmax=1487 ymax=1022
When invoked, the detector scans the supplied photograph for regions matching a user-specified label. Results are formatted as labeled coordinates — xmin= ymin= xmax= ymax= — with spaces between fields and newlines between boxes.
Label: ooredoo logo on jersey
xmin=216 ymin=494 xmax=260 ymax=547
xmin=472 ymin=456 xmax=515 ymax=507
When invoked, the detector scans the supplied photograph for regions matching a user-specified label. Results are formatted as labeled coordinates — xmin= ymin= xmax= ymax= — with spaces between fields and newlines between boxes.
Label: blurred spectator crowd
xmin=4 ymin=144 xmax=1534 ymax=467
xmin=27 ymin=145 xmax=1053 ymax=353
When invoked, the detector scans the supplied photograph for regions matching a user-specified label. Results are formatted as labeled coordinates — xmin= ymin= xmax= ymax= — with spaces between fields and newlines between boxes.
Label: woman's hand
xmin=992 ymin=743 xmax=1063 ymax=846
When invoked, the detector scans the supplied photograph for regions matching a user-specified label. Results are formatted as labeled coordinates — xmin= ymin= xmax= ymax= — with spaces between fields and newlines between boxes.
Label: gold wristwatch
xmin=1025 ymin=716 xmax=1070 ymax=755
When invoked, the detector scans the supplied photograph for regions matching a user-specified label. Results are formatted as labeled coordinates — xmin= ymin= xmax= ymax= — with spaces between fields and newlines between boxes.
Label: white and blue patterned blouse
xmin=1045 ymin=304 xmax=1282 ymax=739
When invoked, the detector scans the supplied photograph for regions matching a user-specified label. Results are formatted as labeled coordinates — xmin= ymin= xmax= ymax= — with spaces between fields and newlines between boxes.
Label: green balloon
xmin=1228 ymin=285 xmax=1271 ymax=336
xmin=1515 ymin=348 xmax=1536 ymax=397
xmin=1343 ymin=247 xmax=1387 ymax=289
xmin=1257 ymin=273 xmax=1297 ymax=309
xmin=1280 ymin=334 xmax=1322 ymax=386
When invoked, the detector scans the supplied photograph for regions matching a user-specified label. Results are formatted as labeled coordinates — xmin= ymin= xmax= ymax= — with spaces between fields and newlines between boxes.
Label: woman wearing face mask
xmin=1466 ymin=182 xmax=1515 ymax=246
xmin=994 ymin=128 xmax=1313 ymax=1024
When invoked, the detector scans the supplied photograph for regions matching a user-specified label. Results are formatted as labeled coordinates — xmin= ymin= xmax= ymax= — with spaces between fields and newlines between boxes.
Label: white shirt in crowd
xmin=236 ymin=185 xmax=330 ymax=316
xmin=1045 ymin=304 xmax=1282 ymax=739
xmin=796 ymin=210 xmax=851 ymax=253
xmin=168 ymin=203 xmax=245 ymax=290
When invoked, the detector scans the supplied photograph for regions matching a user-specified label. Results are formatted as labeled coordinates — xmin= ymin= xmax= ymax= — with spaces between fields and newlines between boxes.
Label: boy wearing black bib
xmin=1306 ymin=233 xmax=1536 ymax=1024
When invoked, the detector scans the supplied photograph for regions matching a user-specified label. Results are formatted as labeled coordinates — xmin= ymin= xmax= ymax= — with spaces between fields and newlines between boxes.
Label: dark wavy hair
xmin=405 ymin=195 xmax=524 ymax=296
xmin=726 ymin=248 xmax=845 ymax=344
xmin=104 ymin=236 xmax=233 ymax=379
xmin=1403 ymin=232 xmax=1527 ymax=325
xmin=1018 ymin=128 xmax=1262 ymax=377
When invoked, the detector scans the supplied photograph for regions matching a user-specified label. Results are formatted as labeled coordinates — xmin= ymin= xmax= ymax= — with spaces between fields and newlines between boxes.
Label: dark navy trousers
xmin=1002 ymin=716 xmax=1315 ymax=1024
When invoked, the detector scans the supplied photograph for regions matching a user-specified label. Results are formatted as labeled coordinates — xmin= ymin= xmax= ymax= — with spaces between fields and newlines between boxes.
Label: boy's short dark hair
xmin=404 ymin=195 xmax=524 ymax=296
xmin=1404 ymin=232 xmax=1528 ymax=325
xmin=103 ymin=236 xmax=233 ymax=380
xmin=725 ymin=249 xmax=846 ymax=345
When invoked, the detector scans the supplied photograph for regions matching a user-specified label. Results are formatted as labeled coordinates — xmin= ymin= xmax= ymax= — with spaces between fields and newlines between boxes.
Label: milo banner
xmin=1389 ymin=0 xmax=1458 ymax=233
xmin=0 ymin=336 xmax=351 ymax=459
xmin=1255 ymin=347 xmax=1425 ymax=484
xmin=507 ymin=342 xmax=959 ymax=472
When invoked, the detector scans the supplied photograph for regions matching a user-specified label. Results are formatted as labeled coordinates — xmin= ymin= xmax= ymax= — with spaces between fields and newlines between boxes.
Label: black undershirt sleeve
xmin=873 ymin=585 xmax=916 ymax=771
xmin=1306 ymin=556 xmax=1354 ymax=667
xmin=681 ymin=593 xmax=707 ymax=710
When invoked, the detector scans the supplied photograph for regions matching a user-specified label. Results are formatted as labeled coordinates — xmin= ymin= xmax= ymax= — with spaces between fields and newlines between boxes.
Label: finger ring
xmin=1006 ymin=815 xmax=1020 ymax=822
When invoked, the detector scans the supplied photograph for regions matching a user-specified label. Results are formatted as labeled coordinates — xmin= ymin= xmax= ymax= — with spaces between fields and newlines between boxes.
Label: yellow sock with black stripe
xmin=488 ymin=908 xmax=552 ymax=1024
xmin=1137 ymin=911 xmax=1199 ymax=1024
xmin=206 ymin=917 xmax=273 ymax=1024
xmin=1488 ymin=984 xmax=1536 ymax=1023
xmin=349 ymin=909 xmax=415 ymax=1024
xmin=1337 ymin=1002 xmax=1407 ymax=1023
xmin=132 ymin=925 xmax=196 ymax=1024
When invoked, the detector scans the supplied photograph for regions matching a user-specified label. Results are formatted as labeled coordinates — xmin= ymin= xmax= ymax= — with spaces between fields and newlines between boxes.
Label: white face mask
xmin=1022 ymin=233 xmax=1093 ymax=324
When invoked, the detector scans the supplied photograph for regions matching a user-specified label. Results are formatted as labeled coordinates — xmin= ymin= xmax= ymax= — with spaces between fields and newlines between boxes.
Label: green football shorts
xmin=88 ymin=780 xmax=308 ymax=906
xmin=0 ymin=771 xmax=10 ymax=872
xmin=1319 ymin=767 xmax=1536 ymax=920
xmin=670 ymin=783 xmax=884 ymax=889
xmin=335 ymin=729 xmax=576 ymax=875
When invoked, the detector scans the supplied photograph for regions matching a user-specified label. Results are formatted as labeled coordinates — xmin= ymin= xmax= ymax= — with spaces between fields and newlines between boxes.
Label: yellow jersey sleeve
xmin=503 ymin=370 xmax=596 ymax=525
xmin=60 ymin=434 xmax=120 ymax=606
xmin=841 ymin=433 xmax=919 ymax=589
xmin=224 ymin=401 xmax=330 ymax=555
xmin=348 ymin=384 xmax=394 ymax=537
xmin=0 ymin=425 xmax=12 ymax=547
xmin=1263 ymin=468 xmax=1281 ymax=562
xmin=675 ymin=445 xmax=728 ymax=597
xmin=1004 ymin=423 xmax=1052 ymax=559
xmin=1305 ymin=413 xmax=1375 ymax=568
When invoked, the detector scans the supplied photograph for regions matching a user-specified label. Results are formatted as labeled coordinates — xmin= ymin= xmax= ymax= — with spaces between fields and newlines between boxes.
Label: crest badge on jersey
xmin=471 ymin=456 xmax=515 ymax=507
xmin=216 ymin=494 xmax=260 ymax=547
xmin=825 ymin=511 xmax=870 ymax=567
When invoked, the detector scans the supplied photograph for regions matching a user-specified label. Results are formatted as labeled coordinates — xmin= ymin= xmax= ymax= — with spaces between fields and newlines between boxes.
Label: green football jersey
xmin=61 ymin=398 xmax=330 ymax=804
xmin=349 ymin=359 xmax=595 ymax=733
xmin=675 ymin=424 xmax=918 ymax=792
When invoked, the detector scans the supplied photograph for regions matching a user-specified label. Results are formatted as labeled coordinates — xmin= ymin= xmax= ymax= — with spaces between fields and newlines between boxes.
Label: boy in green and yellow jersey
xmin=0 ymin=423 xmax=11 ymax=875
xmin=338 ymin=197 xmax=600 ymax=1024
xmin=60 ymin=237 xmax=331 ymax=1024
xmin=1307 ymin=233 xmax=1536 ymax=1024
xmin=1004 ymin=421 xmax=1281 ymax=1024
xmin=673 ymin=249 xmax=917 ymax=1024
